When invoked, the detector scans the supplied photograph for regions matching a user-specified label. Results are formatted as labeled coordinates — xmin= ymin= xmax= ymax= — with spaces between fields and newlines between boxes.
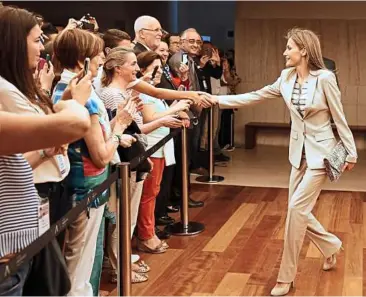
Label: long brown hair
xmin=0 ymin=6 xmax=53 ymax=113
xmin=286 ymin=28 xmax=327 ymax=71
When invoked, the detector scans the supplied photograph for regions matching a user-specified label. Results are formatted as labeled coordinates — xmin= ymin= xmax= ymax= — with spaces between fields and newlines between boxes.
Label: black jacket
xmin=193 ymin=57 xmax=222 ymax=94
xmin=133 ymin=42 xmax=149 ymax=55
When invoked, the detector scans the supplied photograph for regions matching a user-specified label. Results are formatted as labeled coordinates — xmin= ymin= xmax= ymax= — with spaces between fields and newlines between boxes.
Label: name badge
xmin=38 ymin=197 xmax=50 ymax=236
xmin=56 ymin=155 xmax=67 ymax=176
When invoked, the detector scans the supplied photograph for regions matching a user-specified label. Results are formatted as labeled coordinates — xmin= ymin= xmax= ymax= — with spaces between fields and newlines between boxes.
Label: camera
xmin=77 ymin=13 xmax=95 ymax=31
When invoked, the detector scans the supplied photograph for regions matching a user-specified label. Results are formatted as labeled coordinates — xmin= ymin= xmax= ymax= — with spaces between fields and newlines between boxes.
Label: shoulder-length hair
xmin=0 ymin=6 xmax=52 ymax=113
xmin=53 ymin=28 xmax=104 ymax=69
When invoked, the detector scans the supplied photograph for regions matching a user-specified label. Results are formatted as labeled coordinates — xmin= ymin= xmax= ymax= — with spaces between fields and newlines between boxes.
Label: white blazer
xmin=218 ymin=67 xmax=358 ymax=169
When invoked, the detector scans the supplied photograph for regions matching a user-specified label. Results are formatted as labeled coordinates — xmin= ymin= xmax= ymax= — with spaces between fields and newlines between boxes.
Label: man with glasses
xmin=133 ymin=15 xmax=166 ymax=55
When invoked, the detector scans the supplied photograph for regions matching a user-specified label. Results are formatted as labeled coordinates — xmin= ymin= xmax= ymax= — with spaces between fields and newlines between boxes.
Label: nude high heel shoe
xmin=270 ymin=281 xmax=294 ymax=296
xmin=323 ymin=246 xmax=344 ymax=271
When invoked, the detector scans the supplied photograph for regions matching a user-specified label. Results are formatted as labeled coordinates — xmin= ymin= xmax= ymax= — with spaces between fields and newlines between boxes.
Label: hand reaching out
xmin=160 ymin=115 xmax=183 ymax=128
xmin=172 ymin=100 xmax=191 ymax=112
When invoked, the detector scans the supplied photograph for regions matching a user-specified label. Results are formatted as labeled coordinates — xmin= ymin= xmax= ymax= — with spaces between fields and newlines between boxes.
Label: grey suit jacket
xmin=218 ymin=67 xmax=358 ymax=169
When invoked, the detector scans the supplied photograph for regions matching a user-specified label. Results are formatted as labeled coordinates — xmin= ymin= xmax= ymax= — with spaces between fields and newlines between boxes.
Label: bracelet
xmin=111 ymin=133 xmax=122 ymax=145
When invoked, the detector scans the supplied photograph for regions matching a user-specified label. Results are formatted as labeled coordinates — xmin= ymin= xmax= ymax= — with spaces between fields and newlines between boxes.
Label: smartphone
xmin=46 ymin=54 xmax=51 ymax=69
xmin=151 ymin=66 xmax=159 ymax=80
xmin=37 ymin=58 xmax=46 ymax=71
xmin=182 ymin=53 xmax=188 ymax=65
xmin=83 ymin=57 xmax=90 ymax=77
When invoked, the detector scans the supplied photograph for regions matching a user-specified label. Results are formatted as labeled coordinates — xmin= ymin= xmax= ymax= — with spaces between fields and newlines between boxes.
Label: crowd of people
xmin=0 ymin=5 xmax=241 ymax=296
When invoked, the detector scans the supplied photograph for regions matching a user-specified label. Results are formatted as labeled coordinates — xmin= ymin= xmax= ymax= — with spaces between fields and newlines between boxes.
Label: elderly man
xmin=133 ymin=15 xmax=163 ymax=54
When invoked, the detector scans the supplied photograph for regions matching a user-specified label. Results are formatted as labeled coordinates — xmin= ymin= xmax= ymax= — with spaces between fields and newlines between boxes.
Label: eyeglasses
xmin=141 ymin=28 xmax=168 ymax=35
xmin=181 ymin=39 xmax=203 ymax=46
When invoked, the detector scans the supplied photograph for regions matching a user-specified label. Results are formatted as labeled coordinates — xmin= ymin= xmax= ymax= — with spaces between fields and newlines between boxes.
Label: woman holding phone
xmin=52 ymin=28 xmax=136 ymax=296
xmin=0 ymin=7 xmax=92 ymax=296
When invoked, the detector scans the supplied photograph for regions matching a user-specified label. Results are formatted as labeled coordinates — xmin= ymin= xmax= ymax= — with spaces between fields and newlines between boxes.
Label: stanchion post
xmin=117 ymin=163 xmax=131 ymax=296
xmin=165 ymin=127 xmax=205 ymax=236
xmin=196 ymin=106 xmax=224 ymax=183
xmin=181 ymin=125 xmax=189 ymax=229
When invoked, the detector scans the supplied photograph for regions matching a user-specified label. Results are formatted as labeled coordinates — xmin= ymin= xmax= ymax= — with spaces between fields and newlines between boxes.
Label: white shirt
xmin=139 ymin=93 xmax=175 ymax=166
xmin=0 ymin=76 xmax=70 ymax=183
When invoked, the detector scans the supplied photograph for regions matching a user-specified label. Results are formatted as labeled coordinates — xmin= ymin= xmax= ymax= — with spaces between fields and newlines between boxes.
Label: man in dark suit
xmin=323 ymin=56 xmax=339 ymax=86
xmin=133 ymin=15 xmax=163 ymax=55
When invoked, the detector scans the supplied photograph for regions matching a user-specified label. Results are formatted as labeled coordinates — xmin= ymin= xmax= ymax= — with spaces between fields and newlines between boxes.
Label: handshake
xmin=188 ymin=92 xmax=219 ymax=108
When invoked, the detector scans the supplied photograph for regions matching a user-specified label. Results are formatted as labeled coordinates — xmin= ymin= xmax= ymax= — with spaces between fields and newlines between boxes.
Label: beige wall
xmin=234 ymin=1 xmax=366 ymax=149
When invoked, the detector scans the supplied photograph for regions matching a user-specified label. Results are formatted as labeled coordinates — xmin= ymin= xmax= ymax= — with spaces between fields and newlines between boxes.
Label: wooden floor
xmin=102 ymin=184 xmax=366 ymax=296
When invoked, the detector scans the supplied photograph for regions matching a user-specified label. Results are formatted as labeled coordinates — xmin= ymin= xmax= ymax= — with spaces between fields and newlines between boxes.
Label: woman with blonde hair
xmin=213 ymin=28 xmax=357 ymax=295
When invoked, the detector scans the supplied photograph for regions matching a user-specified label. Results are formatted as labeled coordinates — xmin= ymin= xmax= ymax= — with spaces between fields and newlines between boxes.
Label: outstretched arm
xmin=213 ymin=76 xmax=282 ymax=109
xmin=131 ymin=80 xmax=212 ymax=107
xmin=0 ymin=100 xmax=90 ymax=155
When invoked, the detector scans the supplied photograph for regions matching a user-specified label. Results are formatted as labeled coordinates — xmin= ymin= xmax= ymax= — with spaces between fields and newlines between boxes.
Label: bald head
xmin=134 ymin=15 xmax=162 ymax=50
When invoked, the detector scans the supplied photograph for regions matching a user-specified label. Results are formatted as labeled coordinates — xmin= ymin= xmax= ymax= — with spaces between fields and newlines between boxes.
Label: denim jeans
xmin=0 ymin=261 xmax=31 ymax=296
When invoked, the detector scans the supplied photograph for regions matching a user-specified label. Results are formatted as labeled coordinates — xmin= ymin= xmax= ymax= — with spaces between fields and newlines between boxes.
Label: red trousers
xmin=137 ymin=158 xmax=165 ymax=240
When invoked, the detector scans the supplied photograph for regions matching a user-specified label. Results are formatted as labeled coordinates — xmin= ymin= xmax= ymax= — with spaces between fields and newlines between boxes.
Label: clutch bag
xmin=323 ymin=141 xmax=348 ymax=182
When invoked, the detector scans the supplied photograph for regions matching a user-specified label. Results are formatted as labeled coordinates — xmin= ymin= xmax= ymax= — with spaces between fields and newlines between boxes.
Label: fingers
xmin=48 ymin=61 xmax=54 ymax=73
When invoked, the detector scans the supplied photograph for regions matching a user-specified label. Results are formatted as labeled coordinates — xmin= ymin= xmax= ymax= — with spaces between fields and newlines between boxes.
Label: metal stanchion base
xmin=195 ymin=175 xmax=225 ymax=183
xmin=165 ymin=222 xmax=205 ymax=236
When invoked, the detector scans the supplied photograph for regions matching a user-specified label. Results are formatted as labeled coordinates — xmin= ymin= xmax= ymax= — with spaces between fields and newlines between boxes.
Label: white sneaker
xmin=131 ymin=254 xmax=140 ymax=263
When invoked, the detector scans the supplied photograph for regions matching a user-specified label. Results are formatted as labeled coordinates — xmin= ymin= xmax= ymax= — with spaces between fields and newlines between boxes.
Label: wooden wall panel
xmin=233 ymin=8 xmax=366 ymax=149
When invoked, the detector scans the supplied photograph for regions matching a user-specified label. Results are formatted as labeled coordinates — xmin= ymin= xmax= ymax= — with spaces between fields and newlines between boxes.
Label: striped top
xmin=0 ymin=154 xmax=39 ymax=258
xmin=291 ymin=80 xmax=308 ymax=118
xmin=99 ymin=86 xmax=143 ymax=127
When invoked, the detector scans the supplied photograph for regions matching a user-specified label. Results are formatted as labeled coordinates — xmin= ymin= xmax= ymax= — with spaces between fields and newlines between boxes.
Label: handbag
xmin=323 ymin=141 xmax=348 ymax=182
xmin=23 ymin=239 xmax=71 ymax=296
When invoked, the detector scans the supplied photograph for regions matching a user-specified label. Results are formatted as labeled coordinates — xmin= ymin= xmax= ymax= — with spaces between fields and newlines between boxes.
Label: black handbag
xmin=23 ymin=239 xmax=71 ymax=296
xmin=117 ymin=122 xmax=151 ymax=173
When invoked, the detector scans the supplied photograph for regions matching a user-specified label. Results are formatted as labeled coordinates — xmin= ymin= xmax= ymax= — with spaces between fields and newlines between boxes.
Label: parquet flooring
xmin=102 ymin=184 xmax=366 ymax=296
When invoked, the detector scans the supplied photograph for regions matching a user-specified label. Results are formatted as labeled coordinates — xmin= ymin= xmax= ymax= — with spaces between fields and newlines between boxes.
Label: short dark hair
xmin=102 ymin=29 xmax=131 ymax=52
xmin=137 ymin=51 xmax=161 ymax=70
xmin=0 ymin=6 xmax=52 ymax=113
xmin=164 ymin=32 xmax=179 ymax=46
xmin=41 ymin=22 xmax=58 ymax=36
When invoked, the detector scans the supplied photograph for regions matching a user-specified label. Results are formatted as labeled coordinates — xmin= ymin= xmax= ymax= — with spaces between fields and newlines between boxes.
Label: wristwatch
xmin=39 ymin=150 xmax=49 ymax=160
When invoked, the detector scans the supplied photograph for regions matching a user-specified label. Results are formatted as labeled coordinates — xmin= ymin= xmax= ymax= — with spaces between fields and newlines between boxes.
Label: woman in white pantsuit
xmin=213 ymin=28 xmax=358 ymax=295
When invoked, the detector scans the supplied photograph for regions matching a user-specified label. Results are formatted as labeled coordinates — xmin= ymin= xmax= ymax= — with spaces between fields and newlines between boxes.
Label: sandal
xmin=109 ymin=271 xmax=149 ymax=284
xmin=132 ymin=271 xmax=148 ymax=284
xmin=137 ymin=241 xmax=166 ymax=254
xmin=161 ymin=240 xmax=169 ymax=249
xmin=132 ymin=261 xmax=151 ymax=273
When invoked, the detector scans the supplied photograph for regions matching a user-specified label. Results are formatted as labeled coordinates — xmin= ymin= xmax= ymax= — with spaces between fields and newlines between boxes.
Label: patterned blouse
xmin=291 ymin=79 xmax=308 ymax=118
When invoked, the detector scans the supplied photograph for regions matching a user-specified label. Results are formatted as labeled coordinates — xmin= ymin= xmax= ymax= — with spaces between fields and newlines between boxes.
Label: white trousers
xmin=277 ymin=160 xmax=342 ymax=283
xmin=65 ymin=205 xmax=105 ymax=296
